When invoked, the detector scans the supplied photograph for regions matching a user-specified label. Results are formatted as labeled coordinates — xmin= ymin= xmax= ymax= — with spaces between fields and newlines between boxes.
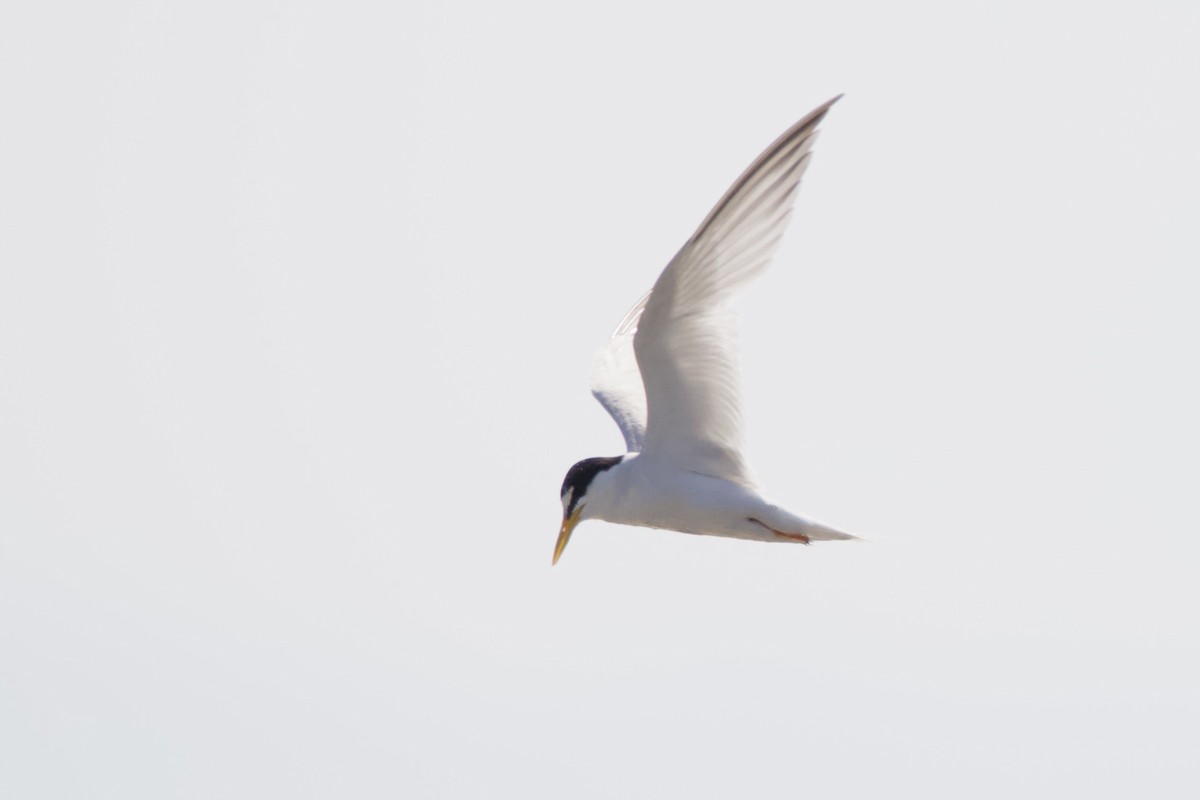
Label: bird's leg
xmin=748 ymin=518 xmax=811 ymax=544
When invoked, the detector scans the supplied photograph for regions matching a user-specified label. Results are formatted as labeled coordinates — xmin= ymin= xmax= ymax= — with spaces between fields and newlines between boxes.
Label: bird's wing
xmin=590 ymin=291 xmax=650 ymax=453
xmin=634 ymin=96 xmax=840 ymax=484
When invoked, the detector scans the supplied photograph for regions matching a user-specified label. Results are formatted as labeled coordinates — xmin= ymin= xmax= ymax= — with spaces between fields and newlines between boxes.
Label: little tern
xmin=554 ymin=96 xmax=855 ymax=565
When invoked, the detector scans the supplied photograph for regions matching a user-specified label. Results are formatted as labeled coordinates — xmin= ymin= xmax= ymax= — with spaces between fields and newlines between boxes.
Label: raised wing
xmin=590 ymin=291 xmax=649 ymax=452
xmin=634 ymin=96 xmax=840 ymax=484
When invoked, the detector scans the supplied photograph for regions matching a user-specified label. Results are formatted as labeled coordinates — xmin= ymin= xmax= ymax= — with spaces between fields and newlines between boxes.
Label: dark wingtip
xmin=683 ymin=93 xmax=845 ymax=249
xmin=808 ymin=94 xmax=844 ymax=124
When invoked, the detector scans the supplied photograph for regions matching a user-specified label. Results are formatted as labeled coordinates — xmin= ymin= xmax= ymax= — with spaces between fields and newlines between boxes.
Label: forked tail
xmin=797 ymin=519 xmax=857 ymax=541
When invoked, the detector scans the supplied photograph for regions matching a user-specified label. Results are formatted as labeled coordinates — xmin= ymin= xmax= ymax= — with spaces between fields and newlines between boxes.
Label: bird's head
xmin=553 ymin=455 xmax=622 ymax=565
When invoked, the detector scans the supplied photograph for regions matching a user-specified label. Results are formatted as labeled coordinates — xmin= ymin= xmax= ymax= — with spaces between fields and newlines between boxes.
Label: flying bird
xmin=554 ymin=96 xmax=855 ymax=565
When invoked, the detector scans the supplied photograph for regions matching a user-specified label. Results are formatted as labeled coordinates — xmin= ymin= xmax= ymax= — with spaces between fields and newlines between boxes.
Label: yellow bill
xmin=552 ymin=507 xmax=582 ymax=566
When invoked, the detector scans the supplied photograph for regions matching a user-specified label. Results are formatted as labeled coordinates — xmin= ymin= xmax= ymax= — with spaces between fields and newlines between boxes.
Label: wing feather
xmin=633 ymin=97 xmax=841 ymax=483
xmin=589 ymin=292 xmax=649 ymax=452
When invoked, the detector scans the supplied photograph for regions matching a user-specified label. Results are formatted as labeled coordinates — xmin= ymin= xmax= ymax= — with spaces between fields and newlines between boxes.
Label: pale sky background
xmin=2 ymin=1 xmax=1198 ymax=797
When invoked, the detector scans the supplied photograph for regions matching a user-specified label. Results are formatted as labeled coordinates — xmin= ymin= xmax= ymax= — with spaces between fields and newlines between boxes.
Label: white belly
xmin=594 ymin=457 xmax=781 ymax=541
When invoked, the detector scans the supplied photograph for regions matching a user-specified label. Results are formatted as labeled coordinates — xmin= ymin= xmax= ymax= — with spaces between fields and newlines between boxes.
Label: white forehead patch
xmin=561 ymin=486 xmax=574 ymax=513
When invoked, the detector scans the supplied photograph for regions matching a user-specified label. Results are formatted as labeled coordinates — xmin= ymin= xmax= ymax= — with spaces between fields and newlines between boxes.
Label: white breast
xmin=584 ymin=455 xmax=778 ymax=541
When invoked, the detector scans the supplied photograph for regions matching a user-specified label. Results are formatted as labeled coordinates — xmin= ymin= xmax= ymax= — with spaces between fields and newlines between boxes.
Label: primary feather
xmin=590 ymin=96 xmax=841 ymax=484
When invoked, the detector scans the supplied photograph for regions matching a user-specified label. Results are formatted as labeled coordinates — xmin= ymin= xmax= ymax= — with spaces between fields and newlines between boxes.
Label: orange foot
xmin=749 ymin=518 xmax=811 ymax=544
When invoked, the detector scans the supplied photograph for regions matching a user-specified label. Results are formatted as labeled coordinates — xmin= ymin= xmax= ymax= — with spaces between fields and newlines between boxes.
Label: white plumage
xmin=555 ymin=96 xmax=855 ymax=565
